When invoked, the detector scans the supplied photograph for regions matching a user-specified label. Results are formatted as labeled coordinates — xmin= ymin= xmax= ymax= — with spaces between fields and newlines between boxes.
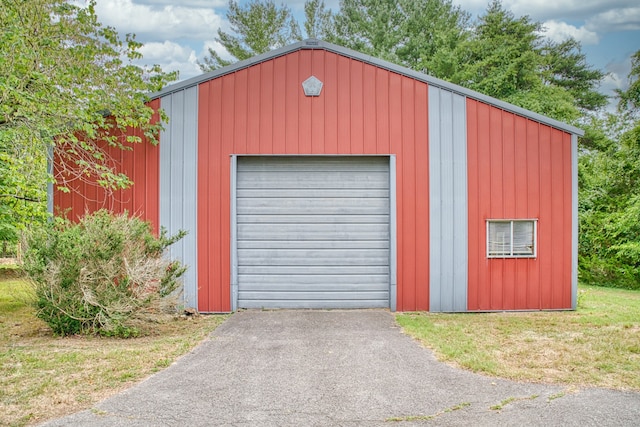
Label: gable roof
xmin=151 ymin=39 xmax=584 ymax=136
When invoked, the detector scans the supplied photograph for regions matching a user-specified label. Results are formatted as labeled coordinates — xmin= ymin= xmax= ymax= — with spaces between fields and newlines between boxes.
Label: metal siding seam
xmin=171 ymin=91 xmax=187 ymax=306
xmin=452 ymin=94 xmax=468 ymax=312
xmin=47 ymin=145 xmax=54 ymax=214
xmin=428 ymin=87 xmax=442 ymax=312
xmin=571 ymin=134 xmax=578 ymax=310
xmin=230 ymin=155 xmax=238 ymax=311
xmin=390 ymin=155 xmax=397 ymax=312
xmin=171 ymin=91 xmax=185 ymax=261
xmin=183 ymin=86 xmax=199 ymax=309
xmin=159 ymin=94 xmax=172 ymax=249
xmin=441 ymin=91 xmax=455 ymax=311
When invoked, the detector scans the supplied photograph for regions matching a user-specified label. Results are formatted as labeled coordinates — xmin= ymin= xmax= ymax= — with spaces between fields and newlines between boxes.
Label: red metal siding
xmin=197 ymin=50 xmax=430 ymax=312
xmin=53 ymin=99 xmax=161 ymax=233
xmin=466 ymin=99 xmax=572 ymax=310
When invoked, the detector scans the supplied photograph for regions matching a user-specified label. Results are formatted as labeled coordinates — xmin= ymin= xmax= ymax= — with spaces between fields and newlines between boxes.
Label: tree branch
xmin=0 ymin=194 xmax=42 ymax=203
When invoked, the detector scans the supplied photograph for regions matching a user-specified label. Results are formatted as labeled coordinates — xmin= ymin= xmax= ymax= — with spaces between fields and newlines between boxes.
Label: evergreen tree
xmin=199 ymin=0 xmax=302 ymax=72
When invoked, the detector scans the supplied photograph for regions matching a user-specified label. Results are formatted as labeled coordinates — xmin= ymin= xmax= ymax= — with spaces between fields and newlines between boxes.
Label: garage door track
xmin=43 ymin=310 xmax=640 ymax=426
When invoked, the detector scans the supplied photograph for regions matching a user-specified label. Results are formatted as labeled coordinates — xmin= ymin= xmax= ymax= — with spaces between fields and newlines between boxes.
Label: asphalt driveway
xmin=43 ymin=310 xmax=639 ymax=426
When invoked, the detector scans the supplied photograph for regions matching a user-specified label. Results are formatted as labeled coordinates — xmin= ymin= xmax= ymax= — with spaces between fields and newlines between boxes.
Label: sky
xmin=88 ymin=0 xmax=640 ymax=106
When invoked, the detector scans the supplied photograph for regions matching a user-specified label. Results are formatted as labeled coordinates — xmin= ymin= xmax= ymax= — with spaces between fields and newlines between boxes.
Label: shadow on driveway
xmin=43 ymin=310 xmax=640 ymax=426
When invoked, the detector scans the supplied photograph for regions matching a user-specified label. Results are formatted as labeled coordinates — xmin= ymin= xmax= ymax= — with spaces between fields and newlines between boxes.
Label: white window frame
xmin=486 ymin=219 xmax=537 ymax=259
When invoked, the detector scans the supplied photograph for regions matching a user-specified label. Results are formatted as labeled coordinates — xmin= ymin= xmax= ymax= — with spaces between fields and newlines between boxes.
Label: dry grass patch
xmin=0 ymin=276 xmax=227 ymax=427
xmin=396 ymin=285 xmax=640 ymax=391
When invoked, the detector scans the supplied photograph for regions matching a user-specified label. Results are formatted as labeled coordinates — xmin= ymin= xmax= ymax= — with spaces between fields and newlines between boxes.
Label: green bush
xmin=22 ymin=210 xmax=187 ymax=336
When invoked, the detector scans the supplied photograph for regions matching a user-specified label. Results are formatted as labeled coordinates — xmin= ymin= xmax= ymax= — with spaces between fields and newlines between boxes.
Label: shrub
xmin=21 ymin=210 xmax=187 ymax=336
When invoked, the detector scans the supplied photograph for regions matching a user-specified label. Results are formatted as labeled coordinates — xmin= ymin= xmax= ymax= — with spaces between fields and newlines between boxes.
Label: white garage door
xmin=236 ymin=156 xmax=390 ymax=309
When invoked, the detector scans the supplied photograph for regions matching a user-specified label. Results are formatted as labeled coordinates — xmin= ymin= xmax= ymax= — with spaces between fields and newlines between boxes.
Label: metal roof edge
xmin=151 ymin=38 xmax=584 ymax=136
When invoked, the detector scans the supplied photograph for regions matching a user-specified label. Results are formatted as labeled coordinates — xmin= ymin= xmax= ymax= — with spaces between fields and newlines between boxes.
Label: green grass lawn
xmin=397 ymin=285 xmax=640 ymax=391
xmin=0 ymin=276 xmax=227 ymax=427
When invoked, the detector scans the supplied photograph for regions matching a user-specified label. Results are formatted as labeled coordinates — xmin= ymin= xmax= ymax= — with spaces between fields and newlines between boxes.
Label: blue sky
xmin=89 ymin=0 xmax=640 ymax=107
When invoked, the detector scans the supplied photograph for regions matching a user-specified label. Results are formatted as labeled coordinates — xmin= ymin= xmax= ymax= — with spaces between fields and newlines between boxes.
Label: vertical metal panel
xmin=47 ymin=146 xmax=54 ymax=214
xmin=197 ymin=50 xmax=430 ymax=312
xmin=571 ymin=134 xmax=578 ymax=310
xmin=159 ymin=87 xmax=199 ymax=308
xmin=428 ymin=87 xmax=468 ymax=312
xmin=466 ymin=99 xmax=573 ymax=310
xmin=53 ymin=99 xmax=161 ymax=232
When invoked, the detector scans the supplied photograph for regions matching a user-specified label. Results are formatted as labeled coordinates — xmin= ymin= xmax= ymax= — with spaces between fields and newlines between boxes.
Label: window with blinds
xmin=487 ymin=220 xmax=537 ymax=258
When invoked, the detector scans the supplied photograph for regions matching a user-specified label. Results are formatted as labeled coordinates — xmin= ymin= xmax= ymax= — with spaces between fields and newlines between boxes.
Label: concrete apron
xmin=42 ymin=310 xmax=640 ymax=426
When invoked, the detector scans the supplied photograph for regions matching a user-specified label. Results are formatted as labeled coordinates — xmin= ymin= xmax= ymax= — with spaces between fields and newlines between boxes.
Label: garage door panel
xmin=239 ymin=156 xmax=388 ymax=171
xmin=238 ymin=189 xmax=390 ymax=199
xmin=238 ymin=247 xmax=388 ymax=258
xmin=239 ymin=300 xmax=391 ymax=309
xmin=237 ymin=214 xmax=389 ymax=225
xmin=238 ymin=224 xmax=389 ymax=241
xmin=237 ymin=172 xmax=388 ymax=189
xmin=239 ymin=282 xmax=389 ymax=291
xmin=236 ymin=156 xmax=390 ymax=309
xmin=238 ymin=266 xmax=390 ymax=275
xmin=238 ymin=240 xmax=389 ymax=250
xmin=237 ymin=198 xmax=388 ymax=215
xmin=239 ymin=291 xmax=389 ymax=300
xmin=239 ymin=274 xmax=389 ymax=286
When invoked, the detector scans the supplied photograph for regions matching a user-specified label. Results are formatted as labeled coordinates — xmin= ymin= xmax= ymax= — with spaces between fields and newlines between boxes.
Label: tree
xmin=391 ymin=0 xmax=470 ymax=78
xmin=330 ymin=0 xmax=406 ymax=63
xmin=540 ymin=38 xmax=607 ymax=113
xmin=199 ymin=0 xmax=302 ymax=72
xmin=448 ymin=0 xmax=602 ymax=122
xmin=616 ymin=50 xmax=640 ymax=118
xmin=578 ymin=50 xmax=640 ymax=290
xmin=0 ymin=0 xmax=176 ymax=236
xmin=304 ymin=0 xmax=332 ymax=39
xmin=329 ymin=0 xmax=470 ymax=74
xmin=452 ymin=1 xmax=540 ymax=98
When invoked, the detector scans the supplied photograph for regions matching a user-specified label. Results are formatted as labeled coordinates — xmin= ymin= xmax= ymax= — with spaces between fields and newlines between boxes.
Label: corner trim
xmin=389 ymin=155 xmax=397 ymax=312
xmin=230 ymin=155 xmax=238 ymax=312
xmin=571 ymin=134 xmax=578 ymax=310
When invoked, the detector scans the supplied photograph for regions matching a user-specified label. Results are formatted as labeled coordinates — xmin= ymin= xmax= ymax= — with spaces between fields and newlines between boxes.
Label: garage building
xmin=54 ymin=39 xmax=582 ymax=313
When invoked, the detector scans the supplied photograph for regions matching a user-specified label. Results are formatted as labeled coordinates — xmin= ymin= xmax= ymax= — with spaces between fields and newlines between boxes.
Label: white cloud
xmin=501 ymin=0 xmax=635 ymax=21
xmin=138 ymin=41 xmax=201 ymax=80
xmin=93 ymin=0 xmax=223 ymax=41
xmin=586 ymin=7 xmax=640 ymax=33
xmin=135 ymin=0 xmax=226 ymax=7
xmin=201 ymin=40 xmax=229 ymax=58
xmin=597 ymin=56 xmax=634 ymax=112
xmin=542 ymin=20 xmax=600 ymax=45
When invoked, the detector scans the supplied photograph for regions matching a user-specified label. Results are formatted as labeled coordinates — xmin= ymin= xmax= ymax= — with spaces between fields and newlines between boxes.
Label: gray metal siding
xmin=236 ymin=156 xmax=390 ymax=309
xmin=429 ymin=87 xmax=468 ymax=312
xmin=571 ymin=134 xmax=578 ymax=309
xmin=159 ymin=87 xmax=198 ymax=308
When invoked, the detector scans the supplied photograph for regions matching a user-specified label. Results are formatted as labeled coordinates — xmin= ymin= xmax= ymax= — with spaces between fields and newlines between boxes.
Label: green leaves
xmin=22 ymin=210 xmax=187 ymax=336
xmin=579 ymin=54 xmax=640 ymax=289
xmin=0 ymin=0 xmax=176 ymax=236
